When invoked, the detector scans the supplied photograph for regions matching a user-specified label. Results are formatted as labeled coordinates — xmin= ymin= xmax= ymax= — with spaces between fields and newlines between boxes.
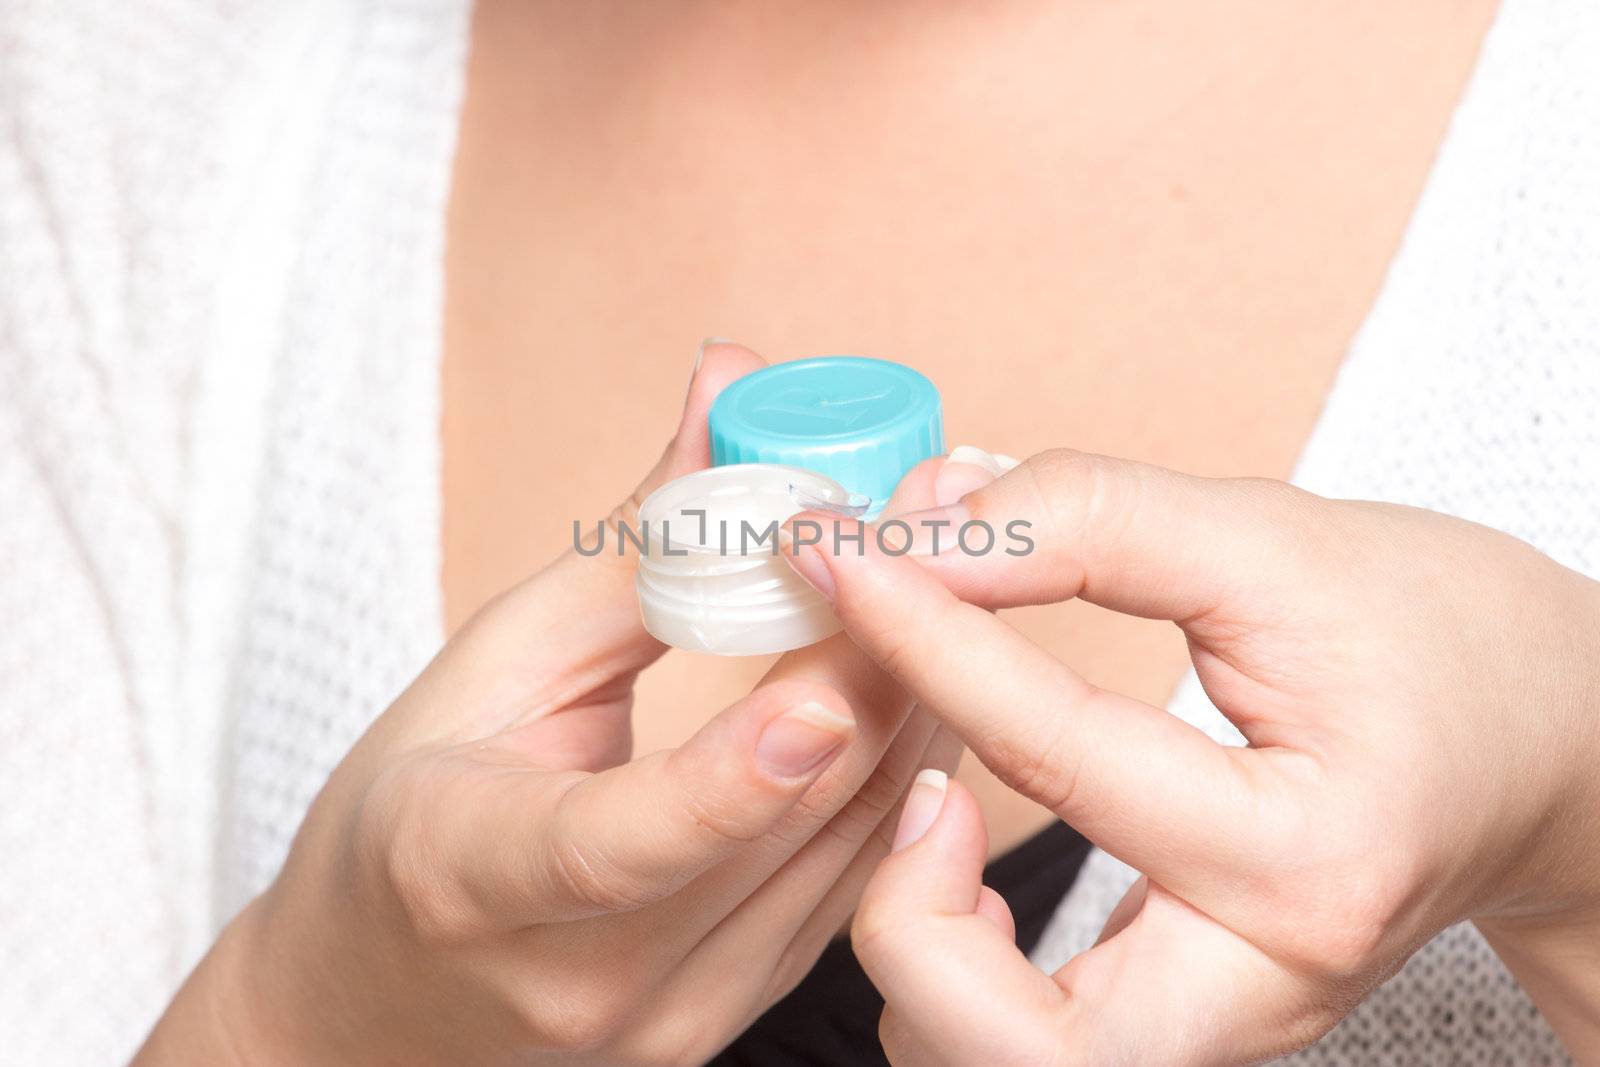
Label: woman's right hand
xmin=787 ymin=449 xmax=1600 ymax=1065
xmin=134 ymin=342 xmax=954 ymax=1066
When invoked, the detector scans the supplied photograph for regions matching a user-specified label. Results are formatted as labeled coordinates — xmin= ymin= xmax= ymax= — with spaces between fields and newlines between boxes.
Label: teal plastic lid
xmin=709 ymin=357 xmax=944 ymax=513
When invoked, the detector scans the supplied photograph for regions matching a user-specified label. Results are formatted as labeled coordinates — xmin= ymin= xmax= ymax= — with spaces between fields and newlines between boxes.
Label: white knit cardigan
xmin=1 ymin=1 xmax=1596 ymax=1063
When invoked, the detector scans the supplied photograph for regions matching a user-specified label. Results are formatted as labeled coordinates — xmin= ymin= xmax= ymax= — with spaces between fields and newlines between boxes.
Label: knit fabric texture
xmin=2 ymin=0 xmax=1596 ymax=1063
xmin=1 ymin=1 xmax=470 ymax=1062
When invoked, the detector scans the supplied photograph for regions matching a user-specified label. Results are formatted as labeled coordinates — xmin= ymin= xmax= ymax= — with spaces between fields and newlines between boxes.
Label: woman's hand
xmin=785 ymin=448 xmax=1600 ymax=1065
xmin=135 ymin=343 xmax=955 ymax=1067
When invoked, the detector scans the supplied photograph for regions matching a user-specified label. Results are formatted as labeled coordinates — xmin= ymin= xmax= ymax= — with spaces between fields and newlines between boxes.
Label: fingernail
xmin=893 ymin=768 xmax=949 ymax=851
xmin=887 ymin=502 xmax=970 ymax=557
xmin=877 ymin=520 xmax=912 ymax=554
xmin=935 ymin=445 xmax=1005 ymax=507
xmin=784 ymin=537 xmax=837 ymax=601
xmin=698 ymin=336 xmax=736 ymax=372
xmin=756 ymin=701 xmax=854 ymax=778
xmin=690 ymin=337 xmax=732 ymax=393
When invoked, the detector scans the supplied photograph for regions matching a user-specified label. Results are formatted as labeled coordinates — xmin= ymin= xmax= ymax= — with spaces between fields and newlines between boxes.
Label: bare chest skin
xmin=443 ymin=1 xmax=1497 ymax=854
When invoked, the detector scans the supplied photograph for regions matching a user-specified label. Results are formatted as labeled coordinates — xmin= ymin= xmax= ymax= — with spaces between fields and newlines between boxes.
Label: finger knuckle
xmin=515 ymin=979 xmax=637 ymax=1054
xmin=1024 ymin=447 xmax=1096 ymax=498
xmin=817 ymin=741 xmax=928 ymax=849
xmin=856 ymin=608 xmax=930 ymax=685
xmin=612 ymin=476 xmax=653 ymax=540
xmin=546 ymin=830 xmax=655 ymax=914
xmin=622 ymin=1002 xmax=734 ymax=1067
xmin=809 ymin=792 xmax=888 ymax=852
xmin=761 ymin=790 xmax=841 ymax=850
xmin=1228 ymin=477 xmax=1342 ymax=572
xmin=980 ymin=700 xmax=1086 ymax=818
xmin=850 ymin=896 xmax=915 ymax=971
xmin=864 ymin=595 xmax=990 ymax=692
xmin=360 ymin=762 xmax=478 ymax=946
xmin=1256 ymin=810 xmax=1420 ymax=980
xmin=579 ymin=473 xmax=662 ymax=580
xmin=670 ymin=767 xmax=772 ymax=846
xmin=1023 ymin=449 xmax=1119 ymax=531
xmin=1294 ymin=867 xmax=1412 ymax=978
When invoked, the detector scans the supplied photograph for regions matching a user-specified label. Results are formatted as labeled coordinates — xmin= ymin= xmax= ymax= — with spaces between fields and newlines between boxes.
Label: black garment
xmin=712 ymin=821 xmax=1091 ymax=1066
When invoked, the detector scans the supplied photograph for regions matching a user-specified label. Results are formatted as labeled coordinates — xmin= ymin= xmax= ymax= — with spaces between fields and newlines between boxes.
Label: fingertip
xmin=688 ymin=339 xmax=766 ymax=405
xmin=976 ymin=885 xmax=1017 ymax=941
xmin=675 ymin=678 xmax=853 ymax=784
xmin=869 ymin=777 xmax=989 ymax=913
xmin=892 ymin=768 xmax=950 ymax=851
xmin=880 ymin=456 xmax=945 ymax=518
xmin=935 ymin=446 xmax=1006 ymax=508
xmin=670 ymin=339 xmax=769 ymax=467
xmin=903 ymin=776 xmax=987 ymax=857
xmin=752 ymin=693 xmax=856 ymax=782
xmin=855 ymin=778 xmax=995 ymax=966
xmin=780 ymin=509 xmax=939 ymax=600
xmin=779 ymin=510 xmax=852 ymax=602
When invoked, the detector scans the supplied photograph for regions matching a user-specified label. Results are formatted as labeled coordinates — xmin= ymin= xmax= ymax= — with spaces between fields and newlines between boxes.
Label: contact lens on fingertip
xmin=789 ymin=483 xmax=873 ymax=518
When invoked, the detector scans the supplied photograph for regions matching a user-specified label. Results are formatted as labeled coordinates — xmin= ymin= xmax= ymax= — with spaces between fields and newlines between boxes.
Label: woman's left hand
xmin=785 ymin=448 xmax=1600 ymax=1065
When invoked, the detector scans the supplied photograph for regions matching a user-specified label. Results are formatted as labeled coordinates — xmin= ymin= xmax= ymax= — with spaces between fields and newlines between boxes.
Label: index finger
xmin=782 ymin=513 xmax=1263 ymax=884
xmin=884 ymin=449 xmax=1324 ymax=632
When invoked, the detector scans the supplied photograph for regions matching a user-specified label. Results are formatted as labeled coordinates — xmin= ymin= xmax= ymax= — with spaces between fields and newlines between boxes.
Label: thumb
xmin=852 ymin=774 xmax=1068 ymax=1067
xmin=854 ymin=780 xmax=1329 ymax=1066
xmin=423 ymin=677 xmax=857 ymax=927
